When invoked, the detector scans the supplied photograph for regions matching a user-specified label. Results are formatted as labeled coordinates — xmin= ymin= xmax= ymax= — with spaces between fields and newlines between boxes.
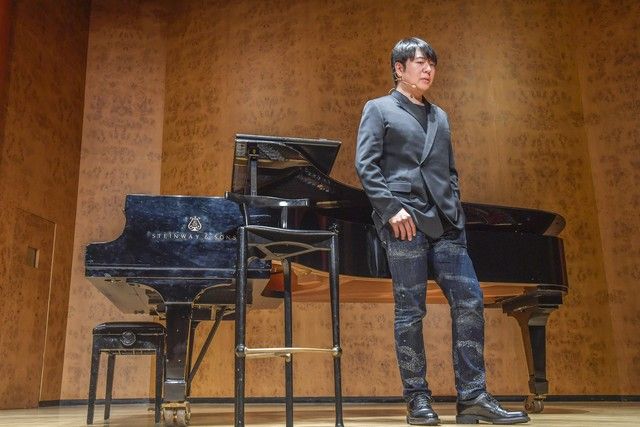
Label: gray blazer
xmin=355 ymin=90 xmax=464 ymax=238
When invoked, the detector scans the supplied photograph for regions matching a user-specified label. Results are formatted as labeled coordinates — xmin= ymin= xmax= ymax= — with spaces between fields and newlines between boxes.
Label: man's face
xmin=396 ymin=49 xmax=436 ymax=93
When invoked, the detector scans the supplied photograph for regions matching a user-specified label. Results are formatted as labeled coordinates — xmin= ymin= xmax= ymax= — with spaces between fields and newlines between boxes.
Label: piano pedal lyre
xmin=162 ymin=401 xmax=191 ymax=426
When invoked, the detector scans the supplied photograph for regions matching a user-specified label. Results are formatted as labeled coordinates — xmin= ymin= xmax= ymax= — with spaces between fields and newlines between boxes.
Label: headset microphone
xmin=396 ymin=75 xmax=418 ymax=89
xmin=401 ymin=77 xmax=418 ymax=89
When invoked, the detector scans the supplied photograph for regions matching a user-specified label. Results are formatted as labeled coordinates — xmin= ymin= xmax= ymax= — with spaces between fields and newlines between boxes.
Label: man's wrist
xmin=380 ymin=200 xmax=404 ymax=225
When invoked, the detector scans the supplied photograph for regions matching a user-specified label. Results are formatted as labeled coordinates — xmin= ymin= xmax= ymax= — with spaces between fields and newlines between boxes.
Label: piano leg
xmin=185 ymin=320 xmax=199 ymax=398
xmin=507 ymin=305 xmax=556 ymax=414
xmin=163 ymin=302 xmax=193 ymax=426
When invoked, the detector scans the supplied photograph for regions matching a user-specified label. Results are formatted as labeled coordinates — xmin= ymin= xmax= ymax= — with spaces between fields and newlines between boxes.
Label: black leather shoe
xmin=406 ymin=393 xmax=440 ymax=425
xmin=456 ymin=392 xmax=530 ymax=424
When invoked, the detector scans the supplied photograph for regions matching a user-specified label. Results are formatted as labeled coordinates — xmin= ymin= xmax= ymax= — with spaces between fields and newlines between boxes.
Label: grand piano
xmin=85 ymin=134 xmax=568 ymax=424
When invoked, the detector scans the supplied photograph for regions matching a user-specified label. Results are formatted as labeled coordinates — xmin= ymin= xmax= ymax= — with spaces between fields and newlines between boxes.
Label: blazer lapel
xmin=391 ymin=90 xmax=428 ymax=133
xmin=420 ymin=102 xmax=437 ymax=163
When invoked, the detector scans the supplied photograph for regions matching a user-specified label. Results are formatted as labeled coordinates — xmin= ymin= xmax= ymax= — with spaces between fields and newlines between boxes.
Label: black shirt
xmin=394 ymin=91 xmax=455 ymax=232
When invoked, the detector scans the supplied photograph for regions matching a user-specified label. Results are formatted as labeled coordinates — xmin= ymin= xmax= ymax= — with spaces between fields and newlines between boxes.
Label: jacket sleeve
xmin=355 ymin=100 xmax=403 ymax=225
xmin=445 ymin=113 xmax=461 ymax=200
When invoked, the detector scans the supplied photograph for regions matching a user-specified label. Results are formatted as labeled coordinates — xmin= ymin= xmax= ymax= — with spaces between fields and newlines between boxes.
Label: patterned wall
xmin=0 ymin=0 xmax=12 ymax=159
xmin=159 ymin=0 xmax=624 ymax=397
xmin=0 ymin=0 xmax=90 ymax=406
xmin=57 ymin=0 xmax=639 ymax=400
xmin=60 ymin=0 xmax=168 ymax=400
xmin=573 ymin=0 xmax=640 ymax=395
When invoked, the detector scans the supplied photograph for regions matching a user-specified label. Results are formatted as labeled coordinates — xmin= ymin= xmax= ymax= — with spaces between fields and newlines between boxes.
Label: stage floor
xmin=0 ymin=401 xmax=638 ymax=426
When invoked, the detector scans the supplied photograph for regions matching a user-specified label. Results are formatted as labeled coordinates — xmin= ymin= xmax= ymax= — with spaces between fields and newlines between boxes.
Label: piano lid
xmin=231 ymin=133 xmax=565 ymax=235
xmin=85 ymin=195 xmax=272 ymax=279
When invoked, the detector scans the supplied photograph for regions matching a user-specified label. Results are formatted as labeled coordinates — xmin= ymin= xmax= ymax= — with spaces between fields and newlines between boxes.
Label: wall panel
xmin=0 ymin=0 xmax=90 ymax=407
xmin=60 ymin=0 xmax=168 ymax=400
xmin=573 ymin=0 xmax=640 ymax=395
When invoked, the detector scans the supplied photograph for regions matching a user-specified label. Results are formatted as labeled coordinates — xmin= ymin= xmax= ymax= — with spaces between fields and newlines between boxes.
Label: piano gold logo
xmin=146 ymin=215 xmax=236 ymax=242
xmin=147 ymin=230 xmax=233 ymax=242
xmin=188 ymin=216 xmax=203 ymax=232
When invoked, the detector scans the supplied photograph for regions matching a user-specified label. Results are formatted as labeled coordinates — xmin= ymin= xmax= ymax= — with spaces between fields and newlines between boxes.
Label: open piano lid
xmin=231 ymin=133 xmax=566 ymax=235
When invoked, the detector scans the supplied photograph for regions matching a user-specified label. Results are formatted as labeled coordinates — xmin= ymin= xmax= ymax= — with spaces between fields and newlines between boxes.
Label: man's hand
xmin=389 ymin=208 xmax=416 ymax=241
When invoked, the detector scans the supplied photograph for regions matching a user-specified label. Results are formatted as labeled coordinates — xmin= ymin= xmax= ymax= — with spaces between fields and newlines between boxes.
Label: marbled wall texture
xmin=60 ymin=0 xmax=167 ymax=400
xmin=60 ymin=0 xmax=638 ymax=400
xmin=573 ymin=1 xmax=640 ymax=394
xmin=0 ymin=0 xmax=89 ymax=407
xmin=159 ymin=0 xmax=625 ymax=398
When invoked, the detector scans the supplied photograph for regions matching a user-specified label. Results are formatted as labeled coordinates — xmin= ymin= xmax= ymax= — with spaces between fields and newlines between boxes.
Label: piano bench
xmin=86 ymin=322 xmax=166 ymax=425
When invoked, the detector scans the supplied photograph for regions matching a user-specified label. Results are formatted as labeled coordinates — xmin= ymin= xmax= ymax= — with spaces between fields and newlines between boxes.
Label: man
xmin=355 ymin=37 xmax=530 ymax=426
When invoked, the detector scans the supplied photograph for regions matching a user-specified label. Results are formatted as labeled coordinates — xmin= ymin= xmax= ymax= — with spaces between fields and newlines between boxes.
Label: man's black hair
xmin=390 ymin=37 xmax=437 ymax=85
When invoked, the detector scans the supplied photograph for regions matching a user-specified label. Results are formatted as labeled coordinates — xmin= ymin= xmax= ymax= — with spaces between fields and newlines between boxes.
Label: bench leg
xmin=104 ymin=353 xmax=115 ymax=420
xmin=86 ymin=344 xmax=101 ymax=425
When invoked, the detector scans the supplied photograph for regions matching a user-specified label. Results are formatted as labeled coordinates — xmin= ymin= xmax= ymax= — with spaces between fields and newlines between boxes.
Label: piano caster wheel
xmin=175 ymin=409 xmax=188 ymax=426
xmin=524 ymin=395 xmax=545 ymax=413
xmin=162 ymin=404 xmax=191 ymax=426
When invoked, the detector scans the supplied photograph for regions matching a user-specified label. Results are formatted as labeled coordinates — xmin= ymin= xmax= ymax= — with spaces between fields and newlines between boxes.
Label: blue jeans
xmin=379 ymin=226 xmax=487 ymax=401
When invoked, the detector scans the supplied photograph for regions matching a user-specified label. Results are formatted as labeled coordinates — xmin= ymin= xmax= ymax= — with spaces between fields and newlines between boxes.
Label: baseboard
xmin=544 ymin=395 xmax=640 ymax=402
xmin=39 ymin=395 xmax=640 ymax=407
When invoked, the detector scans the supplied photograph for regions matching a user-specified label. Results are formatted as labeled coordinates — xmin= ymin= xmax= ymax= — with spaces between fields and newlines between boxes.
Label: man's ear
xmin=394 ymin=61 xmax=405 ymax=80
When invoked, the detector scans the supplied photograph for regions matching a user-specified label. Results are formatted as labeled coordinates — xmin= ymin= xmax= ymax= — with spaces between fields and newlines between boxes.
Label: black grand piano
xmin=85 ymin=134 xmax=568 ymax=424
